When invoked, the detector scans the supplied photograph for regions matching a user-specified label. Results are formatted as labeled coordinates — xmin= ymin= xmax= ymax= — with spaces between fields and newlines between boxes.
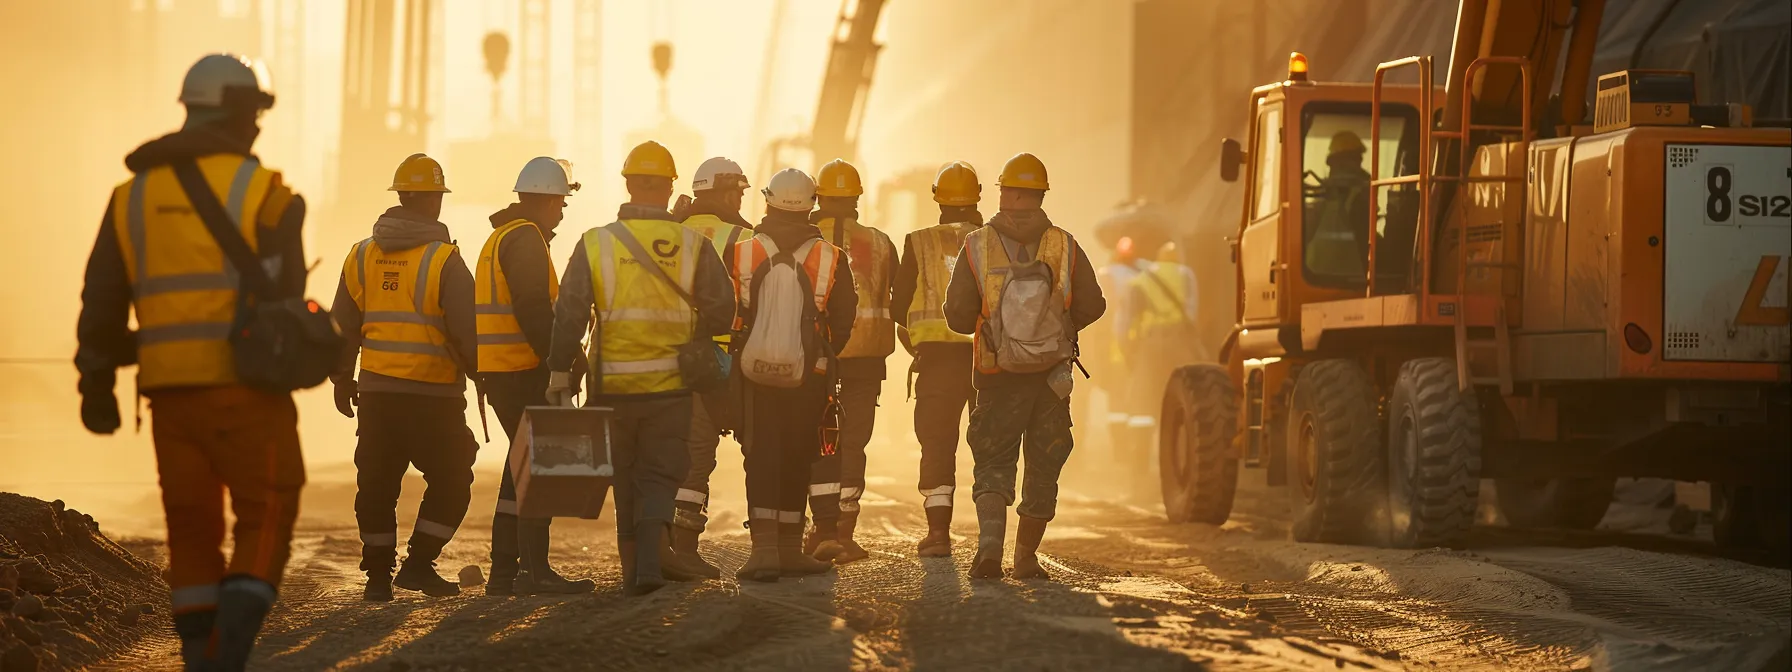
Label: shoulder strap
xmin=724 ymin=225 xmax=745 ymax=253
xmin=171 ymin=159 xmax=277 ymax=300
xmin=606 ymin=221 xmax=698 ymax=310
xmin=995 ymin=231 xmax=1035 ymax=265
xmin=1142 ymin=265 xmax=1194 ymax=322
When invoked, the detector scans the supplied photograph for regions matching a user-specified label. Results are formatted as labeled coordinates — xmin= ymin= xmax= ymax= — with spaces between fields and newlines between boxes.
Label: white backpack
xmin=985 ymin=234 xmax=1073 ymax=373
xmin=738 ymin=237 xmax=822 ymax=388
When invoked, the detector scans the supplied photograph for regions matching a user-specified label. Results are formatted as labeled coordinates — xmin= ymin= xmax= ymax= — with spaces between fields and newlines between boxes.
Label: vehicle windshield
xmin=1299 ymin=102 xmax=1420 ymax=290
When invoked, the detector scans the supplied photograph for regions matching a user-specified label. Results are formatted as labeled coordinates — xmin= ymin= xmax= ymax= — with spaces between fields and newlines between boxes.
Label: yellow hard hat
xmin=816 ymin=158 xmax=863 ymax=197
xmin=1157 ymin=241 xmax=1182 ymax=263
xmin=390 ymin=153 xmax=450 ymax=192
xmin=932 ymin=161 xmax=981 ymax=206
xmin=997 ymin=152 xmax=1049 ymax=191
xmin=1329 ymin=131 xmax=1366 ymax=155
xmin=621 ymin=140 xmax=677 ymax=179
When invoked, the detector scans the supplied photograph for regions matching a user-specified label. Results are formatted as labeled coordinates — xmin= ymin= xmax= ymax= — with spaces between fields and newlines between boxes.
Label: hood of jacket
xmin=372 ymin=206 xmax=452 ymax=251
xmin=988 ymin=209 xmax=1053 ymax=244
xmin=489 ymin=203 xmax=558 ymax=242
xmin=123 ymin=128 xmax=255 ymax=173
xmin=682 ymin=197 xmax=754 ymax=230
xmin=940 ymin=206 xmax=983 ymax=226
xmin=757 ymin=208 xmax=822 ymax=252
xmin=618 ymin=203 xmax=676 ymax=222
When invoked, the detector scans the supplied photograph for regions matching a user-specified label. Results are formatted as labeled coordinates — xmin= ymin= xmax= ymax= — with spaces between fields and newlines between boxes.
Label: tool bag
xmin=605 ymin=222 xmax=728 ymax=392
xmin=172 ymin=160 xmax=341 ymax=392
xmin=737 ymin=237 xmax=823 ymax=388
xmin=983 ymin=233 xmax=1073 ymax=374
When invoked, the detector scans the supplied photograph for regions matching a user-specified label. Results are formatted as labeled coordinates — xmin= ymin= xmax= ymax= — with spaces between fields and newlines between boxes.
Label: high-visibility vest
xmin=962 ymin=226 xmax=1075 ymax=375
xmin=1129 ymin=261 xmax=1197 ymax=335
xmin=904 ymin=222 xmax=978 ymax=345
xmin=818 ymin=216 xmax=895 ymax=358
xmin=110 ymin=154 xmax=289 ymax=390
xmin=474 ymin=219 xmax=560 ymax=372
xmin=342 ymin=238 xmax=460 ymax=383
xmin=582 ymin=219 xmax=705 ymax=395
xmin=682 ymin=213 xmax=749 ymax=345
xmin=731 ymin=233 xmax=841 ymax=341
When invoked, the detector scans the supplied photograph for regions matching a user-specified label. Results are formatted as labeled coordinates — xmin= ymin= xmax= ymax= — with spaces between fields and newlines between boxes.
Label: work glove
xmin=333 ymin=379 xmax=358 ymax=418
xmin=80 ymin=391 xmax=121 ymax=435
xmin=546 ymin=371 xmax=577 ymax=408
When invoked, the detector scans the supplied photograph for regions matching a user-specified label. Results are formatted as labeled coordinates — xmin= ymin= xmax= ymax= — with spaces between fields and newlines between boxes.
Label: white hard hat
xmin=762 ymin=168 xmax=816 ymax=212
xmin=692 ymin=157 xmax=749 ymax=192
xmin=180 ymin=53 xmax=275 ymax=110
xmin=514 ymin=156 xmax=573 ymax=196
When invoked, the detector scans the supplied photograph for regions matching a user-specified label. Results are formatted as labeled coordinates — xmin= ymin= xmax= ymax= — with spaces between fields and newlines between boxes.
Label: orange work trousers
xmin=149 ymin=385 xmax=306 ymax=614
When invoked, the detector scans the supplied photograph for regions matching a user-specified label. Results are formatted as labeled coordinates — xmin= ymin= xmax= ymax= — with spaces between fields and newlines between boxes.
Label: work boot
xmin=970 ymin=493 xmax=1006 ymax=579
xmin=917 ymin=506 xmax=953 ymax=557
xmin=805 ymin=517 xmax=844 ymax=562
xmin=669 ymin=520 xmax=722 ymax=579
xmin=834 ymin=509 xmax=870 ymax=564
xmin=394 ymin=559 xmax=460 ymax=597
xmin=735 ymin=519 xmax=782 ymax=583
xmin=1011 ymin=515 xmax=1051 ymax=580
xmin=485 ymin=573 xmax=515 ymax=597
xmin=212 ymin=576 xmax=275 ymax=671
xmin=516 ymin=520 xmax=594 ymax=595
xmin=173 ymin=609 xmax=217 ymax=672
xmin=779 ymin=522 xmax=834 ymax=576
xmin=487 ymin=511 xmax=520 ymax=596
xmin=363 ymin=571 xmax=394 ymax=602
xmin=658 ymin=536 xmax=707 ymax=583
xmin=629 ymin=522 xmax=669 ymax=596
xmin=619 ymin=538 xmax=637 ymax=591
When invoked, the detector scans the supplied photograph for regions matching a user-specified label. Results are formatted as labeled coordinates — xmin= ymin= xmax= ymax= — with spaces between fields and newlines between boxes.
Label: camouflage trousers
xmin=967 ymin=380 xmax=1075 ymax=521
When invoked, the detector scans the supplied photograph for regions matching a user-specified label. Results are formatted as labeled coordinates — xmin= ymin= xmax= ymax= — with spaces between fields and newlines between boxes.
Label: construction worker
xmin=476 ymin=156 xmax=596 ymax=596
xmin=544 ymin=141 xmax=734 ymax=595
xmin=1306 ymin=130 xmax=1371 ymax=277
xmin=329 ymin=153 xmax=479 ymax=602
xmin=890 ymin=160 xmax=983 ymax=558
xmin=667 ymin=156 xmax=755 ymax=579
xmin=1097 ymin=236 xmax=1148 ymax=469
xmin=944 ymin=152 xmax=1105 ymax=580
xmin=803 ymin=158 xmax=895 ymax=565
xmin=731 ymin=168 xmax=858 ymax=582
xmin=78 ymin=54 xmax=303 ymax=670
xmin=1116 ymin=241 xmax=1203 ymax=487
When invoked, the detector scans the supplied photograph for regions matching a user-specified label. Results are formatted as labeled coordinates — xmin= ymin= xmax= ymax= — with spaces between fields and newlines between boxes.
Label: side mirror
xmin=1219 ymin=138 xmax=1244 ymax=182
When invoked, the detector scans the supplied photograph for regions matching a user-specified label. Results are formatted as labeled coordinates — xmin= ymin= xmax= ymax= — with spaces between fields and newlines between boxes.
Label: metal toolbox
xmin=508 ymin=406 xmax=613 ymax=519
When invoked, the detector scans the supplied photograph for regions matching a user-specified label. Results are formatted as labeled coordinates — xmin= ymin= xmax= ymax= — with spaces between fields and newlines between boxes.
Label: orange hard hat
xmin=1115 ymin=236 xmax=1136 ymax=263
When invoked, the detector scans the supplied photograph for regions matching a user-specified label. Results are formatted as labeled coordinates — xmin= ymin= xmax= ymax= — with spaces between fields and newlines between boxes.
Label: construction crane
xmin=334 ymin=0 xmax=433 ymax=234
xmin=446 ymin=1 xmax=559 ymax=207
xmin=758 ymin=0 xmax=887 ymax=178
xmin=1158 ymin=0 xmax=1790 ymax=554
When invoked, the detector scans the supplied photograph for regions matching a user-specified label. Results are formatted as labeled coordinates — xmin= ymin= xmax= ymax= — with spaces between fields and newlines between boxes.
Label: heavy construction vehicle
xmin=1159 ymin=0 xmax=1790 ymax=551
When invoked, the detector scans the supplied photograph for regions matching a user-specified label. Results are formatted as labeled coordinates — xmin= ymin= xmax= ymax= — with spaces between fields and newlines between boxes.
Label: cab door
xmin=1241 ymin=102 xmax=1286 ymax=325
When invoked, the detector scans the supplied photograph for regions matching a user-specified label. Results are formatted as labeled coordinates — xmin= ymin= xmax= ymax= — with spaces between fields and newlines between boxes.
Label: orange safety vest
xmin=474 ymin=219 xmax=560 ymax=372
xmin=731 ymin=234 xmax=842 ymax=341
xmin=817 ymin=215 xmax=895 ymax=358
xmin=342 ymin=239 xmax=461 ymax=383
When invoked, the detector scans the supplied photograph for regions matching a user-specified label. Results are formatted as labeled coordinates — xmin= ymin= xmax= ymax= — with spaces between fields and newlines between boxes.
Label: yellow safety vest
xmin=474 ymin=219 xmax=560 ymax=372
xmin=905 ymin=222 xmax=978 ymax=345
xmin=818 ymin=216 xmax=895 ymax=359
xmin=582 ymin=219 xmax=705 ymax=395
xmin=964 ymin=226 xmax=1075 ymax=375
xmin=682 ymin=213 xmax=750 ymax=345
xmin=1129 ymin=261 xmax=1195 ymax=334
xmin=111 ymin=154 xmax=288 ymax=390
xmin=342 ymin=239 xmax=460 ymax=384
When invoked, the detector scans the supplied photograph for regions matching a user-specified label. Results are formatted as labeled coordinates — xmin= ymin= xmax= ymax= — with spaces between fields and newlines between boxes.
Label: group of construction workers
xmin=74 ymin=54 xmax=1109 ymax=671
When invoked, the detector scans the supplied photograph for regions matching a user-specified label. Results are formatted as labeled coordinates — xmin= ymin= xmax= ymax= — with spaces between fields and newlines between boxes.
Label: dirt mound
xmin=0 ymin=492 xmax=167 ymax=671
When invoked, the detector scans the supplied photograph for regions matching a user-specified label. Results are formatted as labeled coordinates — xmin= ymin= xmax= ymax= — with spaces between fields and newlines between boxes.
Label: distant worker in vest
xmin=476 ymin=156 xmax=597 ymax=596
xmin=944 ymin=152 xmax=1105 ymax=580
xmin=890 ymin=160 xmax=983 ymax=558
xmin=78 ymin=53 xmax=306 ymax=670
xmin=329 ymin=153 xmax=481 ymax=602
xmin=1097 ymin=236 xmax=1148 ymax=468
xmin=544 ymin=141 xmax=735 ymax=594
xmin=807 ymin=158 xmax=896 ymax=564
xmin=1116 ymin=241 xmax=1203 ymax=488
xmin=668 ymin=156 xmax=756 ymax=579
xmin=730 ymin=168 xmax=858 ymax=582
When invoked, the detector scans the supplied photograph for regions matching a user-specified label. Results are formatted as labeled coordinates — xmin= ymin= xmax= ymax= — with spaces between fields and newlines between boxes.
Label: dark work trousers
xmin=967 ymin=379 xmax=1074 ymax=522
xmin=743 ymin=376 xmax=828 ymax=524
xmin=605 ymin=395 xmax=695 ymax=542
xmin=914 ymin=345 xmax=976 ymax=510
xmin=484 ymin=366 xmax=550 ymax=580
xmin=675 ymin=393 xmax=722 ymax=532
xmin=810 ymin=375 xmax=879 ymax=521
xmin=354 ymin=392 xmax=479 ymax=572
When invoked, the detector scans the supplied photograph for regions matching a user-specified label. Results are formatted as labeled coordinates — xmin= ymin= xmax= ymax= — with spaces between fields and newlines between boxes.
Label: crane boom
xmin=809 ymin=0 xmax=887 ymax=166
xmin=1440 ymin=0 xmax=1606 ymax=134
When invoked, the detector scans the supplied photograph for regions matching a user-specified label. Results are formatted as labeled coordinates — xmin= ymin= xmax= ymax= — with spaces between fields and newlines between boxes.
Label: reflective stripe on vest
xmin=113 ymin=155 xmax=274 ymax=390
xmin=905 ymin=222 xmax=977 ymax=345
xmin=965 ymin=226 xmax=1075 ymax=374
xmin=818 ymin=216 xmax=896 ymax=359
xmin=474 ymin=219 xmax=560 ymax=372
xmin=1130 ymin=261 xmax=1196 ymax=332
xmin=682 ymin=214 xmax=748 ymax=344
xmin=583 ymin=219 xmax=702 ymax=395
xmin=732 ymin=234 xmax=838 ymax=315
xmin=345 ymin=239 xmax=460 ymax=383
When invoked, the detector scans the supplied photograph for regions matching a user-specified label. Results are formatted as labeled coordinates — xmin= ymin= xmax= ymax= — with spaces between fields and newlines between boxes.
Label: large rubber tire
xmin=1385 ymin=357 xmax=1481 ymax=548
xmin=1494 ymin=477 xmax=1616 ymax=530
xmin=1286 ymin=359 xmax=1384 ymax=544
xmin=1159 ymin=364 xmax=1240 ymax=525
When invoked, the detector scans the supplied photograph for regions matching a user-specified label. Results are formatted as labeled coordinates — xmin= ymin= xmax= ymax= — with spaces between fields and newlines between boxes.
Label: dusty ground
xmin=85 ymin=434 xmax=1792 ymax=671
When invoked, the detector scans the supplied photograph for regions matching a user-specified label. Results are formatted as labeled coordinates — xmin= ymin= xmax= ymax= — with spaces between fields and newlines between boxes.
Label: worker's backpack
xmin=984 ymin=233 xmax=1073 ymax=374
xmin=738 ymin=237 xmax=822 ymax=388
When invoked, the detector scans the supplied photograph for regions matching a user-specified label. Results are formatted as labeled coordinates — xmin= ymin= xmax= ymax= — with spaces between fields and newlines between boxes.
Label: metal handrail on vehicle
xmin=1368 ymin=56 xmax=1433 ymax=299
xmin=1451 ymin=56 xmax=1532 ymax=392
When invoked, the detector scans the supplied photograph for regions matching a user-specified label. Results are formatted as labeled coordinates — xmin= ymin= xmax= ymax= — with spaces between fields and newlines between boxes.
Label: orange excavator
xmin=1159 ymin=0 xmax=1790 ymax=551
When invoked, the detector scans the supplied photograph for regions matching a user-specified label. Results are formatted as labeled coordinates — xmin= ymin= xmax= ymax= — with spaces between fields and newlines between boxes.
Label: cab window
xmin=1251 ymin=105 xmax=1283 ymax=220
xmin=1298 ymin=102 xmax=1420 ymax=290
